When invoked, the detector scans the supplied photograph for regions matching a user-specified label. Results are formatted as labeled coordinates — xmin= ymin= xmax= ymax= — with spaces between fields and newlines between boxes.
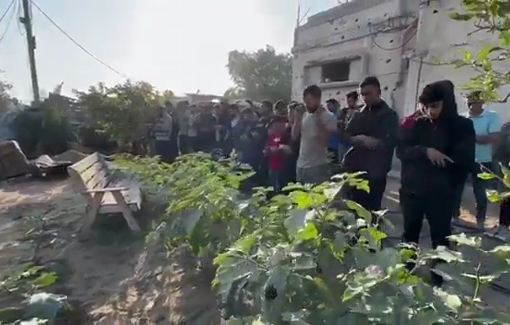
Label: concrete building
xmin=292 ymin=0 xmax=510 ymax=120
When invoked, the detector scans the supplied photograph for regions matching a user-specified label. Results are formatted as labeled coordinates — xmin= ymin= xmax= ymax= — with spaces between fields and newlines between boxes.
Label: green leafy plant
xmin=449 ymin=0 xmax=510 ymax=101
xmin=123 ymin=154 xmax=510 ymax=324
xmin=0 ymin=264 xmax=69 ymax=324
xmin=75 ymin=81 xmax=174 ymax=155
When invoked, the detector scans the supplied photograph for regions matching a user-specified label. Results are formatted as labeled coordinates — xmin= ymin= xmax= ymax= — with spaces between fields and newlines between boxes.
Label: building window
xmin=321 ymin=61 xmax=350 ymax=83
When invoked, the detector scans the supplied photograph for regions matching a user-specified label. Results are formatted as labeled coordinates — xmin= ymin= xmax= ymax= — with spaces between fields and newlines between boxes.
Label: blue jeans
xmin=453 ymin=162 xmax=494 ymax=221
xmin=467 ymin=162 xmax=493 ymax=220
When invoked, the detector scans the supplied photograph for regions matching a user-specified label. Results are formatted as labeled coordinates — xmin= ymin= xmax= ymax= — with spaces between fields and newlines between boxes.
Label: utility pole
xmin=20 ymin=0 xmax=40 ymax=105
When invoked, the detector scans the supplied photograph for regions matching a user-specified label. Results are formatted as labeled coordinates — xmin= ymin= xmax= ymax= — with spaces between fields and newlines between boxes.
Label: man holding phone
xmin=292 ymin=85 xmax=337 ymax=184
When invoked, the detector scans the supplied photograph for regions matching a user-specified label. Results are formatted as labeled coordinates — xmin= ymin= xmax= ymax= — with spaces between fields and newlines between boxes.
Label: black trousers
xmin=401 ymin=190 xmax=451 ymax=249
xmin=179 ymin=135 xmax=190 ymax=154
xmin=500 ymin=198 xmax=510 ymax=227
xmin=346 ymin=178 xmax=387 ymax=211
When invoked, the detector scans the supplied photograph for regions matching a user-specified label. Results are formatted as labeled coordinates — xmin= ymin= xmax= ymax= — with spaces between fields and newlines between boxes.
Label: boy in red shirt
xmin=264 ymin=116 xmax=292 ymax=192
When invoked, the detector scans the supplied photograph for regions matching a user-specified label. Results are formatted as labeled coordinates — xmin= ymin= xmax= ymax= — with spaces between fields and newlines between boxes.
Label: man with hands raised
xmin=291 ymin=85 xmax=337 ymax=184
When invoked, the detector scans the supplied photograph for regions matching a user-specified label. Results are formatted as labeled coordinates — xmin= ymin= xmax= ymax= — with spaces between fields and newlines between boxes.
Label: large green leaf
xmin=284 ymin=209 xmax=311 ymax=237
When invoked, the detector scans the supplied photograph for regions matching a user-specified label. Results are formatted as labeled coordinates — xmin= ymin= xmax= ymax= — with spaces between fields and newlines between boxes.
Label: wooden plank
xmin=68 ymin=153 xmax=111 ymax=191
xmin=69 ymin=152 xmax=101 ymax=174
xmin=83 ymin=162 xmax=110 ymax=190
xmin=67 ymin=167 xmax=90 ymax=202
xmin=98 ymin=190 xmax=142 ymax=213
xmin=79 ymin=191 xmax=105 ymax=239
xmin=97 ymin=178 xmax=142 ymax=213
xmin=79 ymin=161 xmax=104 ymax=184
xmin=112 ymin=190 xmax=141 ymax=232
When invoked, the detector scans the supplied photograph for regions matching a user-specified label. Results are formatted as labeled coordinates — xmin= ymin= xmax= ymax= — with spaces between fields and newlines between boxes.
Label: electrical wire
xmin=16 ymin=0 xmax=24 ymax=35
xmin=29 ymin=0 xmax=129 ymax=79
xmin=298 ymin=7 xmax=311 ymax=25
xmin=372 ymin=29 xmax=418 ymax=51
xmin=0 ymin=0 xmax=16 ymax=46
xmin=0 ymin=0 xmax=16 ymax=25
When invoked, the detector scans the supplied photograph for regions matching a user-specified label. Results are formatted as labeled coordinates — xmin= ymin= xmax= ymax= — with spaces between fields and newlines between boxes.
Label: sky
xmin=0 ymin=0 xmax=337 ymax=102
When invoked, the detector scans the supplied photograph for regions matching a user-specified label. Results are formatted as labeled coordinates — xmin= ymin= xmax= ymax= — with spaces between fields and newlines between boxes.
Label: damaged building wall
xmin=403 ymin=0 xmax=510 ymax=119
xmin=292 ymin=0 xmax=420 ymax=117
xmin=295 ymin=0 xmax=510 ymax=121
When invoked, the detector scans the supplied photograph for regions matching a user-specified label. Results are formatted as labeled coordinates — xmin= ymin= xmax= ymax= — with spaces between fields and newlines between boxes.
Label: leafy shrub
xmin=121 ymin=154 xmax=510 ymax=324
xmin=0 ymin=263 xmax=69 ymax=324
xmin=38 ymin=102 xmax=75 ymax=156
xmin=78 ymin=126 xmax=117 ymax=154
xmin=75 ymin=81 xmax=172 ymax=155
xmin=11 ymin=102 xmax=75 ymax=157
xmin=11 ymin=109 xmax=42 ymax=158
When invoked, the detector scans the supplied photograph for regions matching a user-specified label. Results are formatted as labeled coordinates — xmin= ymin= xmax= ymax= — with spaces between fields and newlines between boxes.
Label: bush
xmin=78 ymin=126 xmax=117 ymax=154
xmin=11 ymin=103 xmax=75 ymax=157
xmin=121 ymin=154 xmax=510 ymax=324
xmin=38 ymin=102 xmax=75 ymax=156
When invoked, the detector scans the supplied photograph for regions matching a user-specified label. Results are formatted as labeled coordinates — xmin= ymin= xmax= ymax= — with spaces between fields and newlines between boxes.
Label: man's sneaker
xmin=495 ymin=227 xmax=510 ymax=243
xmin=485 ymin=226 xmax=500 ymax=238
xmin=452 ymin=217 xmax=470 ymax=227
xmin=452 ymin=217 xmax=479 ymax=230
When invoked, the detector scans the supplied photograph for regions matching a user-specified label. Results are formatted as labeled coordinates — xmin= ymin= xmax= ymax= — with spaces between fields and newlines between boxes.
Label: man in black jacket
xmin=340 ymin=76 xmax=399 ymax=211
xmin=397 ymin=80 xmax=475 ymax=249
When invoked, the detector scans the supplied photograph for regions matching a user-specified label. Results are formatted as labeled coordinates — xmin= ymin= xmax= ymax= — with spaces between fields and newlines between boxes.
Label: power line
xmin=16 ymin=0 xmax=24 ymax=35
xmin=371 ymin=29 xmax=418 ymax=51
xmin=0 ymin=0 xmax=16 ymax=25
xmin=29 ymin=0 xmax=129 ymax=79
xmin=0 ymin=0 xmax=16 ymax=46
xmin=298 ymin=7 xmax=311 ymax=25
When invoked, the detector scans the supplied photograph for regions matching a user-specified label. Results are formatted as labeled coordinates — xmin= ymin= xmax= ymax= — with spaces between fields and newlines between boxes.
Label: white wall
xmin=292 ymin=0 xmax=420 ymax=118
xmin=404 ymin=0 xmax=510 ymax=121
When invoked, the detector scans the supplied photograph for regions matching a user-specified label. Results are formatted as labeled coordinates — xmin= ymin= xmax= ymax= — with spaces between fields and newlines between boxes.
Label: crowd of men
xmin=151 ymin=75 xmax=510 ymax=248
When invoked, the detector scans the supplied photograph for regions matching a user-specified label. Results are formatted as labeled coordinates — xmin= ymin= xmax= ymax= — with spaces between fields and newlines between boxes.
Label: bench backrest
xmin=68 ymin=153 xmax=111 ymax=196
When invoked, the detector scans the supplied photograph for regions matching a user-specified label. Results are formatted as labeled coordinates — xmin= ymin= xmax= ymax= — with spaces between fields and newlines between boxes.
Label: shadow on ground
xmin=0 ymin=178 xmax=221 ymax=324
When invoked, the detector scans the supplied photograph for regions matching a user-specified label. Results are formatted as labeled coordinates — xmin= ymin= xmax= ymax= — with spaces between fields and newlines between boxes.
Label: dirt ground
xmin=0 ymin=177 xmax=221 ymax=324
xmin=0 ymin=176 xmax=502 ymax=324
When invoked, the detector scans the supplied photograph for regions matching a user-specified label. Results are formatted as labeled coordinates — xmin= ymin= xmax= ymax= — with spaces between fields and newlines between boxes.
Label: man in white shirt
xmin=153 ymin=106 xmax=173 ymax=162
xmin=291 ymin=85 xmax=337 ymax=184
xmin=187 ymin=104 xmax=198 ymax=152
xmin=176 ymin=101 xmax=190 ymax=154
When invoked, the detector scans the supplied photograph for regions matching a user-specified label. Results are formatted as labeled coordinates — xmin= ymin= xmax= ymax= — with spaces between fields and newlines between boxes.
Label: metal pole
xmin=20 ymin=0 xmax=40 ymax=105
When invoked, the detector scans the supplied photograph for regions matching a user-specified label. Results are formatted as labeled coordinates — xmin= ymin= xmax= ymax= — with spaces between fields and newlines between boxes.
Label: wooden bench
xmin=67 ymin=152 xmax=142 ymax=236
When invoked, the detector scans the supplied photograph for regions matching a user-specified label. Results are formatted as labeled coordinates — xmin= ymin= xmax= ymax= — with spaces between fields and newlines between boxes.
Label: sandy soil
xmin=0 ymin=178 xmax=220 ymax=324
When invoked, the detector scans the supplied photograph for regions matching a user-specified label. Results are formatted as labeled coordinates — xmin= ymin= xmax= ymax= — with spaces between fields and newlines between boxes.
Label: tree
xmin=450 ymin=1 xmax=510 ymax=101
xmin=225 ymin=45 xmax=292 ymax=102
xmin=0 ymin=72 xmax=13 ymax=113
xmin=74 ymin=80 xmax=174 ymax=154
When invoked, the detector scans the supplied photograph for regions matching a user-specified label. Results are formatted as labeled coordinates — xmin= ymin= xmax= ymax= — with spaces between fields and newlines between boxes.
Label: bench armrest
xmin=84 ymin=187 xmax=128 ymax=194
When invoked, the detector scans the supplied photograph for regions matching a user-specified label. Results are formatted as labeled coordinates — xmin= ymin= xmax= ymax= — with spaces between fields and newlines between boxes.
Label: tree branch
xmin=496 ymin=93 xmax=510 ymax=103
